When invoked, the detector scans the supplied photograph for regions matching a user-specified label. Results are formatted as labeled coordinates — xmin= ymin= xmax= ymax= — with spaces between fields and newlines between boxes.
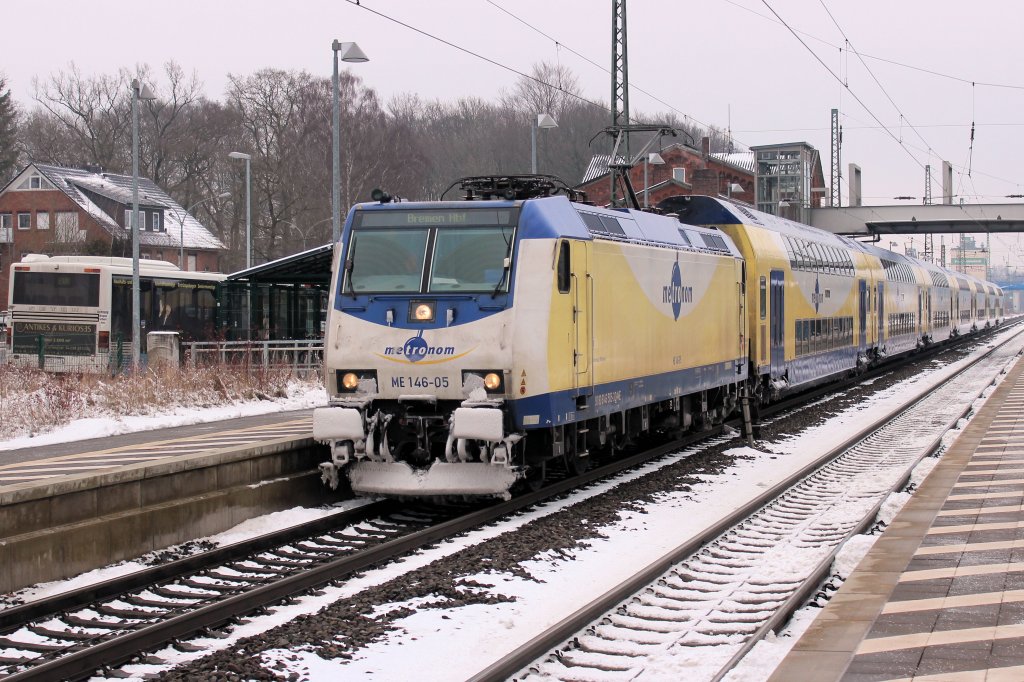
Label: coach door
xmin=858 ymin=279 xmax=867 ymax=349
xmin=918 ymin=288 xmax=924 ymax=337
xmin=571 ymin=240 xmax=593 ymax=408
xmin=877 ymin=283 xmax=885 ymax=342
xmin=769 ymin=270 xmax=785 ymax=376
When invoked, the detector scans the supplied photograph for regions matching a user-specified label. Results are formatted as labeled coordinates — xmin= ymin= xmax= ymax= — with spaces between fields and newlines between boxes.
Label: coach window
xmin=759 ymin=276 xmax=766 ymax=319
xmin=557 ymin=241 xmax=571 ymax=293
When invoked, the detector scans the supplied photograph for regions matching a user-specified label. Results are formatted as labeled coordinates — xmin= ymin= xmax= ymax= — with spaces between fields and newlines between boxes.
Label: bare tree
xmin=31 ymin=63 xmax=132 ymax=171
xmin=0 ymin=74 xmax=17 ymax=182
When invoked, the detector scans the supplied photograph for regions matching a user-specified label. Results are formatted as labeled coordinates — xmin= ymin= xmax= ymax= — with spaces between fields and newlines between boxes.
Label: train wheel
xmin=564 ymin=451 xmax=590 ymax=476
xmin=517 ymin=463 xmax=546 ymax=493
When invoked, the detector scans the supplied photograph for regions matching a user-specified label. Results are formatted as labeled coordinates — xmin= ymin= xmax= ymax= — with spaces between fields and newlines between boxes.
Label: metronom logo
xmin=383 ymin=330 xmax=455 ymax=363
xmin=662 ymin=261 xmax=693 ymax=320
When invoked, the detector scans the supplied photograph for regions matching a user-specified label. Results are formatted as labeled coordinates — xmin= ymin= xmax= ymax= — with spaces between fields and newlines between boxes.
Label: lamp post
xmin=332 ymin=40 xmax=369 ymax=245
xmin=643 ymin=152 xmax=665 ymax=208
xmin=531 ymin=113 xmax=558 ymax=174
xmin=280 ymin=216 xmax=332 ymax=253
xmin=131 ymin=77 xmax=156 ymax=371
xmin=727 ymin=182 xmax=744 ymax=200
xmin=228 ymin=152 xmax=252 ymax=269
xmin=175 ymin=191 xmax=230 ymax=270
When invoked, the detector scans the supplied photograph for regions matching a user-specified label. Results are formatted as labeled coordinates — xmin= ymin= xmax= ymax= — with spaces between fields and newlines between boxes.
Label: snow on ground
xmin=4 ymin=327 xmax=1018 ymax=681
xmin=0 ymin=381 xmax=327 ymax=452
xmin=111 ymin=327 xmax=1024 ymax=681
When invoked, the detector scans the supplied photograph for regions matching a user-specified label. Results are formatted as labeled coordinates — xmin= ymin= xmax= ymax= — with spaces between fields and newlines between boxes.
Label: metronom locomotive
xmin=313 ymin=175 xmax=1003 ymax=498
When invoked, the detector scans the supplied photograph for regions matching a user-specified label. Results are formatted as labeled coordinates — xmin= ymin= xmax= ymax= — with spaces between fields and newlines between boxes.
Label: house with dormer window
xmin=0 ymin=163 xmax=226 ymax=301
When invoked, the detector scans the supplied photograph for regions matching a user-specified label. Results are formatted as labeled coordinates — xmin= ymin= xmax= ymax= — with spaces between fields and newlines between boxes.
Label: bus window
xmin=12 ymin=271 xmax=100 ymax=306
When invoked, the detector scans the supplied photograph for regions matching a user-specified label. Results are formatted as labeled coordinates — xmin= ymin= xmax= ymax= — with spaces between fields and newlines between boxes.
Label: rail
xmin=183 ymin=339 xmax=323 ymax=374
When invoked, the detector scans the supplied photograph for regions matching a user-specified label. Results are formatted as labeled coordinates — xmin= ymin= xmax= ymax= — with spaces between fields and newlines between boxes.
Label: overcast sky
xmin=4 ymin=0 xmax=1024 ymax=262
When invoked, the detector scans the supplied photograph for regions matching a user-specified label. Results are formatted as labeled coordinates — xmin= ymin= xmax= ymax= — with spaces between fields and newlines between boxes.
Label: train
xmin=313 ymin=175 xmax=1005 ymax=498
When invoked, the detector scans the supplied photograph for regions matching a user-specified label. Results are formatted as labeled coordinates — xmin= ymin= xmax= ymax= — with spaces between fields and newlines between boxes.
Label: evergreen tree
xmin=0 ymin=75 xmax=17 ymax=181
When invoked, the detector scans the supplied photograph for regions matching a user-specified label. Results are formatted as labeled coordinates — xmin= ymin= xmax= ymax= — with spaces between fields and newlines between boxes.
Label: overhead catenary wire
xmin=815 ymin=0 xmax=969 ymax=205
xmin=482 ymin=0 xmax=742 ymax=149
xmin=341 ymin=0 xmax=608 ymax=114
xmin=724 ymin=0 xmax=1024 ymax=92
xmin=759 ymin=0 xmax=929 ymax=171
xmin=343 ymin=0 xmax=1020 ymax=209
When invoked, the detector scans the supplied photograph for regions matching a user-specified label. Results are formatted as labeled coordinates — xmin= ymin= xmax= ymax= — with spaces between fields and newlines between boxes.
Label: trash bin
xmin=147 ymin=331 xmax=180 ymax=370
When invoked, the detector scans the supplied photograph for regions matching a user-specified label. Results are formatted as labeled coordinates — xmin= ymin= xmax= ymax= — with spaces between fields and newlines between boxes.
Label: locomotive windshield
xmin=344 ymin=208 xmax=517 ymax=294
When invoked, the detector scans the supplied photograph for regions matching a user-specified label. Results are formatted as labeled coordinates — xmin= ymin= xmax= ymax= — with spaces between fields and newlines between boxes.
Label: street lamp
xmin=280 ymin=216 xmax=332 ymax=253
xmin=727 ymin=182 xmax=744 ymax=199
xmin=531 ymin=113 xmax=558 ymax=174
xmin=228 ymin=152 xmax=252 ymax=269
xmin=131 ymin=77 xmax=156 ymax=371
xmin=643 ymin=152 xmax=665 ymax=208
xmin=332 ymin=40 xmax=369 ymax=245
xmin=174 ymin=192 xmax=230 ymax=270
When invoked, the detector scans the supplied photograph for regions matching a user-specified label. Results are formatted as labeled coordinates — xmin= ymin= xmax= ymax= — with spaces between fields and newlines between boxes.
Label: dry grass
xmin=0 ymin=363 xmax=322 ymax=441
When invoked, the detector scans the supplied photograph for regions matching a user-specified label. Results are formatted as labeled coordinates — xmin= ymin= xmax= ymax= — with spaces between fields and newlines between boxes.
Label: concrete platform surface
xmin=770 ymin=351 xmax=1024 ymax=682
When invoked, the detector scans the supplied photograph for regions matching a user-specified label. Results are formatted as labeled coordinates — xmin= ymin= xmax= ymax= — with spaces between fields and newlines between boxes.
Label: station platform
xmin=770 ymin=350 xmax=1024 ymax=681
xmin=0 ymin=408 xmax=325 ymax=594
xmin=0 ymin=409 xmax=314 ymax=491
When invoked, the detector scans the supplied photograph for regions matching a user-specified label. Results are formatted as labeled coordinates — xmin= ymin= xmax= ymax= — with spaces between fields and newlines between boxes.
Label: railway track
xmin=0 ymin=427 xmax=729 ymax=680
xmin=471 ymin=326 xmax=1024 ymax=682
xmin=0 ymin=326 xmax=1016 ymax=681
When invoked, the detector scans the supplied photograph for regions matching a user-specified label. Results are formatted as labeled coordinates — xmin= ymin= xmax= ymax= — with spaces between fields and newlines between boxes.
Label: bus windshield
xmin=344 ymin=208 xmax=517 ymax=294
xmin=12 ymin=271 xmax=100 ymax=307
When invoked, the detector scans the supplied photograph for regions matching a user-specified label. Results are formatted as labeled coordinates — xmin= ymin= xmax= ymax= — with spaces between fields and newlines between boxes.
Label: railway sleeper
xmin=0 ymin=654 xmax=35 ymax=665
xmin=309 ymin=536 xmax=373 ymax=550
xmin=272 ymin=547 xmax=332 ymax=561
xmin=125 ymin=594 xmax=196 ymax=608
xmin=224 ymin=562 xmax=289 ymax=576
xmin=255 ymin=556 xmax=314 ymax=569
xmin=581 ymin=633 xmax=664 ymax=653
xmin=27 ymin=625 xmax=97 ymax=642
xmin=62 ymin=615 xmax=135 ymax=630
xmin=593 ymin=623 xmax=673 ymax=645
xmin=0 ymin=636 xmax=67 ymax=652
xmin=607 ymin=613 xmax=688 ymax=632
xmin=570 ymin=638 xmax=650 ymax=657
xmin=556 ymin=652 xmax=635 ymax=672
xmin=179 ymin=579 xmax=243 ymax=593
xmin=93 ymin=604 xmax=158 ymax=619
xmin=146 ymin=586 xmax=214 ymax=601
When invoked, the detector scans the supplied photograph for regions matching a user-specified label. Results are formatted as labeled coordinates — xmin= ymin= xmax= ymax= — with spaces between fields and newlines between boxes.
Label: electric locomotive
xmin=314 ymin=176 xmax=748 ymax=498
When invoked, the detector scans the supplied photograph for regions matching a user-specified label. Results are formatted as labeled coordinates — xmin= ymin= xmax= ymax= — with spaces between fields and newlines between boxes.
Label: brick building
xmin=576 ymin=137 xmax=756 ymax=207
xmin=0 ymin=163 xmax=225 ymax=301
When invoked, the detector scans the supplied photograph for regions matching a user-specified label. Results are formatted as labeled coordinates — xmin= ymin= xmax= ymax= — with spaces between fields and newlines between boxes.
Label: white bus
xmin=6 ymin=255 xmax=224 ymax=372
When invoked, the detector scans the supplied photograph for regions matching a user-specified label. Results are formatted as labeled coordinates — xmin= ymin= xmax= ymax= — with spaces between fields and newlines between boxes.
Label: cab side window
xmin=557 ymin=241 xmax=571 ymax=293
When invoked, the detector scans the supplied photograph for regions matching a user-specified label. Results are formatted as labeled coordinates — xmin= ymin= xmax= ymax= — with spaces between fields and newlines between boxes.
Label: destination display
xmin=12 ymin=321 xmax=97 ymax=356
xmin=358 ymin=208 xmax=515 ymax=228
xmin=112 ymin=277 xmax=218 ymax=291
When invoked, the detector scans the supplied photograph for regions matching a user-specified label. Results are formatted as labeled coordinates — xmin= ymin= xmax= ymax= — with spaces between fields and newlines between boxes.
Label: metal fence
xmin=183 ymin=339 xmax=324 ymax=375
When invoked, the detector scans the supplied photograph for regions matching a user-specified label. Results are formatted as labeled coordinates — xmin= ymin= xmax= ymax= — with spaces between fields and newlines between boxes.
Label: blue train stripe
xmin=510 ymin=358 xmax=747 ymax=429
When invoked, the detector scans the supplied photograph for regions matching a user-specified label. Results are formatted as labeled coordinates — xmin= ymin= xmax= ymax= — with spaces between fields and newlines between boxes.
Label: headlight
xmin=463 ymin=370 xmax=505 ymax=395
xmin=336 ymin=370 xmax=377 ymax=394
xmin=410 ymin=301 xmax=435 ymax=322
